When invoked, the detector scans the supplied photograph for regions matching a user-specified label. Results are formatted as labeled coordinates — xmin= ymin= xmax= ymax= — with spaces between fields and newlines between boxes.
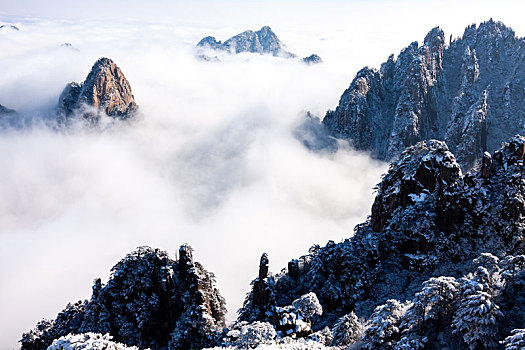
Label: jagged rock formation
xmin=197 ymin=26 xmax=296 ymax=58
xmin=21 ymin=245 xmax=226 ymax=350
xmin=196 ymin=26 xmax=321 ymax=63
xmin=324 ymin=20 xmax=525 ymax=169
xmin=302 ymin=54 xmax=323 ymax=65
xmin=238 ymin=136 xmax=525 ymax=349
xmin=0 ymin=104 xmax=15 ymax=115
xmin=58 ymin=57 xmax=138 ymax=122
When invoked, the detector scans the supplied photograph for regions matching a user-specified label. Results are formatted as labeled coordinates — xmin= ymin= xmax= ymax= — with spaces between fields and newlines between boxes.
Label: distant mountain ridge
xmin=197 ymin=26 xmax=295 ymax=58
xmin=197 ymin=26 xmax=321 ymax=63
xmin=324 ymin=20 xmax=525 ymax=169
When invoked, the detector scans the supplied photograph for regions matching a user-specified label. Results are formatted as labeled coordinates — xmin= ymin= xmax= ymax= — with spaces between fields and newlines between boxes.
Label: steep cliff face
xmin=21 ymin=245 xmax=226 ymax=350
xmin=238 ymin=135 xmax=525 ymax=348
xmin=324 ymin=20 xmax=525 ymax=169
xmin=58 ymin=58 xmax=138 ymax=122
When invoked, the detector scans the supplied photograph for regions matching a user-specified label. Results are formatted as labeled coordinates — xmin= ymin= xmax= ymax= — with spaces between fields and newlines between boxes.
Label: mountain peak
xmin=323 ymin=20 xmax=525 ymax=169
xmin=58 ymin=58 xmax=138 ymax=122
xmin=0 ymin=104 xmax=15 ymax=115
xmin=197 ymin=26 xmax=296 ymax=58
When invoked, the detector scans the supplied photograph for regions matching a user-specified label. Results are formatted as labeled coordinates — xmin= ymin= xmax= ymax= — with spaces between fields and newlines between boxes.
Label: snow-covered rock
xmin=21 ymin=245 xmax=226 ymax=350
xmin=196 ymin=26 xmax=321 ymax=63
xmin=324 ymin=20 xmax=525 ymax=169
xmin=238 ymin=135 xmax=525 ymax=349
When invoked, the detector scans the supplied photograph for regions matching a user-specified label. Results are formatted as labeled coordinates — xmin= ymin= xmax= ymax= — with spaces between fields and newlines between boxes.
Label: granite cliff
xmin=324 ymin=20 xmax=525 ymax=169
xmin=58 ymin=58 xmax=138 ymax=123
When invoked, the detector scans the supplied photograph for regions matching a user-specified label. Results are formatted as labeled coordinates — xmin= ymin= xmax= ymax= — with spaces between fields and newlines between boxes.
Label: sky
xmin=1 ymin=0 xmax=525 ymax=348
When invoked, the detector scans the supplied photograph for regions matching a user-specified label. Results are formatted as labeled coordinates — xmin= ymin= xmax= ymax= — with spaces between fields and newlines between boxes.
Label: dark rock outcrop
xmin=0 ymin=104 xmax=15 ymax=115
xmin=302 ymin=54 xmax=323 ymax=65
xmin=324 ymin=20 xmax=525 ymax=169
xmin=238 ymin=135 xmax=525 ymax=348
xmin=21 ymin=245 xmax=226 ymax=350
xmin=197 ymin=26 xmax=296 ymax=58
xmin=58 ymin=57 xmax=138 ymax=122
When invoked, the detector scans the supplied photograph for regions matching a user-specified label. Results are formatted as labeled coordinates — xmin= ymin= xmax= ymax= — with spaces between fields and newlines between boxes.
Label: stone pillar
xmin=481 ymin=151 xmax=492 ymax=178
xmin=179 ymin=244 xmax=194 ymax=267
xmin=259 ymin=253 xmax=269 ymax=280
xmin=288 ymin=259 xmax=299 ymax=279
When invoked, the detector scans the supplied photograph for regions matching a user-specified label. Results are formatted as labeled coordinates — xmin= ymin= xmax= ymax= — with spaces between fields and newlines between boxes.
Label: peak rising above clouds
xmin=58 ymin=57 xmax=139 ymax=123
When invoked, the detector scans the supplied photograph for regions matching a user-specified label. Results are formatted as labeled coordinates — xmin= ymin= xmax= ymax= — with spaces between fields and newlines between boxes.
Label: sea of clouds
xmin=1 ymin=0 xmax=525 ymax=348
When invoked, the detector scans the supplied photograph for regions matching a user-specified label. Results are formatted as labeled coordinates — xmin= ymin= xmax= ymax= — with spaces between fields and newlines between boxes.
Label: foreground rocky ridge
xmin=27 ymin=136 xmax=525 ymax=349
xmin=58 ymin=57 xmax=138 ymax=123
xmin=239 ymin=135 xmax=525 ymax=349
xmin=324 ymin=20 xmax=525 ymax=169
xmin=21 ymin=245 xmax=226 ymax=350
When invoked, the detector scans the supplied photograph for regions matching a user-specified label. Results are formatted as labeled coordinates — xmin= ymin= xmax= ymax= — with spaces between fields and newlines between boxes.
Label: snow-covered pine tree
xmin=330 ymin=311 xmax=363 ymax=347
xmin=292 ymin=292 xmax=323 ymax=318
xmin=362 ymin=299 xmax=408 ymax=349
xmin=502 ymin=329 xmax=525 ymax=350
xmin=452 ymin=267 xmax=503 ymax=349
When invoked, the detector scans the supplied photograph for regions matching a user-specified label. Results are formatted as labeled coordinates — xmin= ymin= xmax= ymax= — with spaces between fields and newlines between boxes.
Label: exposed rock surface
xmin=238 ymin=136 xmax=525 ymax=349
xmin=302 ymin=54 xmax=323 ymax=65
xmin=197 ymin=26 xmax=322 ymax=63
xmin=0 ymin=104 xmax=15 ymax=115
xmin=324 ymin=20 xmax=525 ymax=169
xmin=197 ymin=26 xmax=296 ymax=58
xmin=21 ymin=245 xmax=226 ymax=350
xmin=58 ymin=57 xmax=138 ymax=122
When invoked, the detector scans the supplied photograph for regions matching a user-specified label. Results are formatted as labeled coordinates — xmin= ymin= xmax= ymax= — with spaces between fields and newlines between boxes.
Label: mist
xmin=2 ymin=1 xmax=525 ymax=348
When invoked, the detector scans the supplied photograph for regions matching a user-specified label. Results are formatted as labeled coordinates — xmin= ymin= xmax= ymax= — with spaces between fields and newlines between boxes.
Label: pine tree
xmin=502 ymin=329 xmax=525 ymax=350
xmin=362 ymin=299 xmax=408 ymax=349
xmin=452 ymin=267 xmax=503 ymax=349
xmin=330 ymin=311 xmax=364 ymax=347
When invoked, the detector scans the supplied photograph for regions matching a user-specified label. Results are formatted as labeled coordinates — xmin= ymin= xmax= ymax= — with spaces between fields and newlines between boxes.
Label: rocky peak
xmin=0 ymin=104 xmax=15 ymax=115
xmin=371 ymin=140 xmax=461 ymax=232
xmin=259 ymin=253 xmax=269 ymax=279
xmin=21 ymin=245 xmax=226 ymax=350
xmin=237 ymin=135 xmax=525 ymax=348
xmin=58 ymin=57 xmax=138 ymax=122
xmin=423 ymin=26 xmax=445 ymax=72
xmin=196 ymin=36 xmax=222 ymax=50
xmin=323 ymin=20 xmax=525 ymax=169
xmin=197 ymin=27 xmax=323 ymax=63
xmin=302 ymin=54 xmax=323 ymax=65
xmin=179 ymin=243 xmax=194 ymax=267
